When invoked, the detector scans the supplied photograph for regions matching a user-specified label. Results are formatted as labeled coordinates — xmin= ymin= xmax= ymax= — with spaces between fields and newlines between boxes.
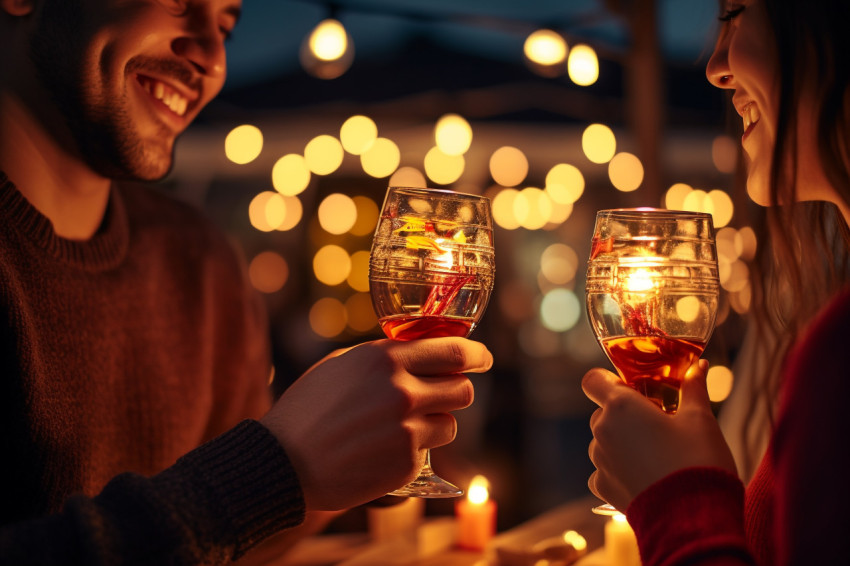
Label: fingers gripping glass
xmin=369 ymin=187 xmax=495 ymax=498
xmin=585 ymin=208 xmax=720 ymax=514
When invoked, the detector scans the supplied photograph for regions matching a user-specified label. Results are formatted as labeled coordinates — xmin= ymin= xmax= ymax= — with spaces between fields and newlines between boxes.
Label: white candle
xmin=605 ymin=513 xmax=641 ymax=566
xmin=455 ymin=475 xmax=497 ymax=551
xmin=367 ymin=496 xmax=424 ymax=542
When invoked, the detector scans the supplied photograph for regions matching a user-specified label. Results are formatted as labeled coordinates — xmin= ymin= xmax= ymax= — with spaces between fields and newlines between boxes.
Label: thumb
xmin=679 ymin=358 xmax=711 ymax=411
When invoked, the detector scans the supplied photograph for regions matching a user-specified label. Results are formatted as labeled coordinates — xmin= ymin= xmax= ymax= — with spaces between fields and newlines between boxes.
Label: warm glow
xmin=389 ymin=166 xmax=427 ymax=189
xmin=309 ymin=297 xmax=348 ymax=338
xmin=492 ymin=188 xmax=521 ymax=230
xmin=524 ymin=29 xmax=567 ymax=66
xmin=544 ymin=201 xmax=574 ymax=229
xmin=275 ymin=195 xmax=303 ymax=231
xmin=304 ymin=135 xmax=344 ymax=175
xmin=272 ymin=154 xmax=311 ymax=196
xmin=540 ymin=288 xmax=580 ymax=332
xmin=567 ymin=44 xmax=599 ymax=86
xmin=435 ymin=114 xmax=473 ymax=156
xmin=340 ymin=115 xmax=378 ymax=155
xmin=613 ymin=513 xmax=628 ymax=523
xmin=625 ymin=268 xmax=656 ymax=292
xmin=313 ymin=245 xmax=351 ymax=286
xmin=308 ymin=19 xmax=348 ymax=61
xmin=721 ymin=259 xmax=749 ymax=292
xmin=225 ymin=124 xmax=263 ymax=164
xmin=347 ymin=250 xmax=371 ymax=292
xmin=676 ymin=295 xmax=701 ymax=322
xmin=716 ymin=227 xmax=742 ymax=262
xmin=424 ymin=146 xmax=465 ymax=185
xmin=562 ymin=530 xmax=587 ymax=552
xmin=707 ymin=189 xmax=734 ymax=227
xmin=582 ymin=123 xmax=616 ymax=164
xmin=682 ymin=189 xmax=708 ymax=213
xmin=248 ymin=251 xmax=289 ymax=294
xmin=707 ymin=365 xmax=734 ymax=402
xmin=361 ymin=137 xmax=400 ymax=178
xmin=540 ymin=243 xmax=579 ymax=285
xmin=545 ymin=163 xmax=584 ymax=205
xmin=345 ymin=292 xmax=377 ymax=332
xmin=514 ymin=187 xmax=551 ymax=230
xmin=712 ymin=135 xmax=738 ymax=174
xmin=249 ymin=191 xmax=276 ymax=232
xmin=665 ymin=183 xmax=693 ymax=210
xmin=730 ymin=283 xmax=752 ymax=314
xmin=350 ymin=196 xmax=380 ymax=236
xmin=467 ymin=475 xmax=490 ymax=504
xmin=608 ymin=152 xmax=644 ymax=192
xmin=318 ymin=193 xmax=357 ymax=235
xmin=490 ymin=146 xmax=529 ymax=187
xmin=738 ymin=226 xmax=758 ymax=261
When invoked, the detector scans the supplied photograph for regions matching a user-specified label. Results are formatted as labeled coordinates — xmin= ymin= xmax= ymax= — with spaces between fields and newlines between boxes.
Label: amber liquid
xmin=380 ymin=314 xmax=474 ymax=341
xmin=601 ymin=335 xmax=705 ymax=414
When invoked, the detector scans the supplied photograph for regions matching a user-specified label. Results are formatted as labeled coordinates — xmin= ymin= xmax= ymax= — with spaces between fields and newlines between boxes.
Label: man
xmin=0 ymin=0 xmax=493 ymax=563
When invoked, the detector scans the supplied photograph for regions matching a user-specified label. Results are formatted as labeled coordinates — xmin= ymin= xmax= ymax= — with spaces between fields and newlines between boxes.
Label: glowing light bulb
xmin=309 ymin=19 xmax=348 ymax=61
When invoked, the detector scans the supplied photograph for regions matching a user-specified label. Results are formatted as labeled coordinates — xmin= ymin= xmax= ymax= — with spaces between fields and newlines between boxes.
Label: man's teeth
xmin=743 ymin=103 xmax=760 ymax=131
xmin=141 ymin=78 xmax=188 ymax=117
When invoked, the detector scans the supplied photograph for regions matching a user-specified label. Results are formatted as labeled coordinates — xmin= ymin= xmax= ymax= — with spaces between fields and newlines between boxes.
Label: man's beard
xmin=27 ymin=4 xmax=175 ymax=181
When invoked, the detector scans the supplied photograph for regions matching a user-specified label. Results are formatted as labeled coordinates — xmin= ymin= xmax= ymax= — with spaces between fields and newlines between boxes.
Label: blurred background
xmin=163 ymin=0 xmax=756 ymax=530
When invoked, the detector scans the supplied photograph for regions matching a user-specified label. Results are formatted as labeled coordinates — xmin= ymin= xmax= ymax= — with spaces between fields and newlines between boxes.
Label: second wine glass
xmin=585 ymin=208 xmax=720 ymax=513
xmin=369 ymin=186 xmax=495 ymax=498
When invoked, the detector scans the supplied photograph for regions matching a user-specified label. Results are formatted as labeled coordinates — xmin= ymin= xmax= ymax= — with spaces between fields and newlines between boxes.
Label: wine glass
xmin=585 ymin=208 xmax=719 ymax=514
xmin=369 ymin=186 xmax=495 ymax=498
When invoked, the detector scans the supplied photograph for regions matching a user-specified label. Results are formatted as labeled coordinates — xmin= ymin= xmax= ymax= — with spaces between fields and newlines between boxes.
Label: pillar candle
xmin=367 ymin=496 xmax=424 ymax=542
xmin=455 ymin=475 xmax=497 ymax=551
xmin=605 ymin=513 xmax=641 ymax=566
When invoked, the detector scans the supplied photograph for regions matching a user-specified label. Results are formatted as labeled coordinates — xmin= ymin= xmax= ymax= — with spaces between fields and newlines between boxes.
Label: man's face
xmin=28 ymin=0 xmax=240 ymax=181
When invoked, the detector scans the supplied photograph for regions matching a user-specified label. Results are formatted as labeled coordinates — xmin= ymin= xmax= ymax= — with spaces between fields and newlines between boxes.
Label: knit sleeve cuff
xmin=154 ymin=419 xmax=306 ymax=559
xmin=626 ymin=467 xmax=751 ymax=566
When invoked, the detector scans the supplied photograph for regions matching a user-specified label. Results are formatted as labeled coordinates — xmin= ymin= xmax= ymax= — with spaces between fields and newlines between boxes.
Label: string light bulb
xmin=300 ymin=17 xmax=354 ymax=79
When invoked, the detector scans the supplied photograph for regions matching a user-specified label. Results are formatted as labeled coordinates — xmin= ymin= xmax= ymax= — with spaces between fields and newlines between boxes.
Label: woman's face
xmin=706 ymin=1 xmax=836 ymax=209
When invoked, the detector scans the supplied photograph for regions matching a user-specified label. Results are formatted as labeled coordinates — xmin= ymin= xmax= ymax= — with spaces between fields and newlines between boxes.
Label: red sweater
xmin=627 ymin=288 xmax=850 ymax=565
xmin=0 ymin=173 xmax=305 ymax=563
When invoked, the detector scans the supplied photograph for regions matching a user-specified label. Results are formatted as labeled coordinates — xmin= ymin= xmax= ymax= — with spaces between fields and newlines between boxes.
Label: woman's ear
xmin=1 ymin=0 xmax=35 ymax=17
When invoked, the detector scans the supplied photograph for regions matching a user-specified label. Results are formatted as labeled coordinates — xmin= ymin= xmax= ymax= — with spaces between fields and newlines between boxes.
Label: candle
xmin=455 ymin=475 xmax=497 ymax=551
xmin=605 ymin=513 xmax=641 ymax=566
xmin=367 ymin=496 xmax=424 ymax=542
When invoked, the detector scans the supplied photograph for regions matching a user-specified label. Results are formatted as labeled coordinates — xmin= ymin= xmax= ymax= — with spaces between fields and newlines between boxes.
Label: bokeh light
xmin=304 ymin=135 xmax=344 ymax=175
xmin=492 ymin=188 xmax=521 ymax=230
xmin=249 ymin=191 xmax=277 ymax=232
xmin=435 ymin=114 xmax=473 ymax=156
xmin=318 ymin=193 xmax=357 ymax=235
xmin=272 ymin=154 xmax=311 ymax=196
xmin=361 ymin=137 xmax=400 ymax=178
xmin=340 ymin=115 xmax=378 ymax=155
xmin=313 ymin=245 xmax=351 ymax=286
xmin=347 ymin=250 xmax=371 ymax=292
xmin=524 ymin=29 xmax=568 ymax=66
xmin=225 ymin=124 xmax=263 ymax=164
xmin=665 ymin=183 xmax=693 ymax=210
xmin=738 ymin=226 xmax=758 ymax=261
xmin=274 ymin=195 xmax=303 ymax=231
xmin=545 ymin=163 xmax=584 ymax=205
xmin=309 ymin=297 xmax=348 ymax=338
xmin=712 ymin=135 xmax=738 ymax=174
xmin=582 ymin=124 xmax=616 ymax=164
xmin=389 ymin=166 xmax=428 ymax=189
xmin=424 ymin=146 xmax=465 ymax=185
xmin=608 ymin=152 xmax=644 ymax=192
xmin=249 ymin=251 xmax=289 ymax=294
xmin=540 ymin=244 xmax=579 ymax=285
xmin=514 ymin=187 xmax=551 ymax=230
xmin=350 ymin=196 xmax=380 ymax=236
xmin=490 ymin=146 xmax=529 ymax=187
xmin=567 ymin=44 xmax=599 ymax=86
xmin=707 ymin=365 xmax=734 ymax=402
xmin=707 ymin=189 xmax=734 ymax=227
xmin=540 ymin=289 xmax=581 ymax=332
xmin=308 ymin=19 xmax=348 ymax=61
xmin=675 ymin=295 xmax=701 ymax=322
xmin=345 ymin=292 xmax=377 ymax=332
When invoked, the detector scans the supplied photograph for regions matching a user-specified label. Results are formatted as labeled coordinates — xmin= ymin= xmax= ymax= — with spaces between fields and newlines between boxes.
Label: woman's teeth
xmin=743 ymin=102 xmax=760 ymax=131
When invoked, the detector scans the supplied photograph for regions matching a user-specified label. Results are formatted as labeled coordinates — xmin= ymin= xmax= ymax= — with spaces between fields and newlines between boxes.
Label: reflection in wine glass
xmin=585 ymin=208 xmax=719 ymax=514
xmin=369 ymin=186 xmax=495 ymax=498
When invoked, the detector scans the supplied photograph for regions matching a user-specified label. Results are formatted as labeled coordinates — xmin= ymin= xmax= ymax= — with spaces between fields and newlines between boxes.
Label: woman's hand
xmin=582 ymin=360 xmax=738 ymax=511
xmin=261 ymin=337 xmax=492 ymax=511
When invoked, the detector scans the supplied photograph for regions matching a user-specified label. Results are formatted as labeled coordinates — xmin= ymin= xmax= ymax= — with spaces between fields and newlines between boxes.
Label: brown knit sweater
xmin=0 ymin=172 xmax=305 ymax=564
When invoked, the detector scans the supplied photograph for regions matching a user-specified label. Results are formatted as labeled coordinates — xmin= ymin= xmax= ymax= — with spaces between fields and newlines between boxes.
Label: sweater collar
xmin=0 ymin=171 xmax=129 ymax=271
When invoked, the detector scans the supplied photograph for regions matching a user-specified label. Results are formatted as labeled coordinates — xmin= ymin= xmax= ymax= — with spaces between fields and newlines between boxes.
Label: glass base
xmin=388 ymin=452 xmax=463 ymax=498
xmin=591 ymin=503 xmax=620 ymax=516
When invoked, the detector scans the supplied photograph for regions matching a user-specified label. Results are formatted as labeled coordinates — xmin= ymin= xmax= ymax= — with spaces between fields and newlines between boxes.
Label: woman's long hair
xmin=738 ymin=0 xmax=850 ymax=474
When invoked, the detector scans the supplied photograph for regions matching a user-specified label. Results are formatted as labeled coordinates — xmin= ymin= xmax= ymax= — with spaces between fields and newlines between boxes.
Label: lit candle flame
xmin=562 ymin=530 xmax=587 ymax=551
xmin=467 ymin=475 xmax=490 ymax=504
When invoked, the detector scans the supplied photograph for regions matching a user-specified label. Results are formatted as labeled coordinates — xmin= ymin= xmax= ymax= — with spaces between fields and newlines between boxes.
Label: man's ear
xmin=1 ymin=0 xmax=35 ymax=17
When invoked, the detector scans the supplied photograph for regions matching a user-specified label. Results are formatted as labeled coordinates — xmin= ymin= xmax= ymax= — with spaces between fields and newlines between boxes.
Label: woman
xmin=582 ymin=1 xmax=850 ymax=564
